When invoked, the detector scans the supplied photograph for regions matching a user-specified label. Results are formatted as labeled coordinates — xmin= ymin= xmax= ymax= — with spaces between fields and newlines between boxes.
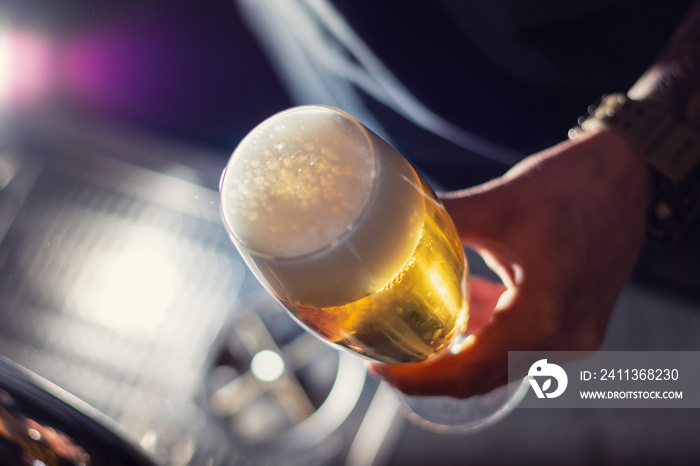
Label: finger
xmin=368 ymin=276 xmax=503 ymax=390
xmin=368 ymin=277 xmax=505 ymax=393
xmin=439 ymin=185 xmax=515 ymax=248
xmin=438 ymin=188 xmax=523 ymax=288
xmin=371 ymin=288 xmax=554 ymax=398
xmin=465 ymin=276 xmax=505 ymax=333
xmin=437 ymin=146 xmax=565 ymax=248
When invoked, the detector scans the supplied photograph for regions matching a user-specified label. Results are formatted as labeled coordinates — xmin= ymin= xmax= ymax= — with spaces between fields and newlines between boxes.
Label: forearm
xmin=629 ymin=0 xmax=700 ymax=130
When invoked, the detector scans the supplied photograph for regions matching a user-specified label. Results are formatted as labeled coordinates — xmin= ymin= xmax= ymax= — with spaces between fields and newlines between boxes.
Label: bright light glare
xmin=0 ymin=23 xmax=52 ymax=108
xmin=0 ymin=26 xmax=11 ymax=105
xmin=251 ymin=350 xmax=285 ymax=382
xmin=70 ymin=223 xmax=187 ymax=339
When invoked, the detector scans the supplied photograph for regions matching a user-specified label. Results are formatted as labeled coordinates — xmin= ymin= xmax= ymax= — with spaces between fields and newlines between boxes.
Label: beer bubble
xmin=297 ymin=182 xmax=312 ymax=200
xmin=320 ymin=173 xmax=334 ymax=187
xmin=323 ymin=188 xmax=337 ymax=200
xmin=314 ymin=156 xmax=331 ymax=173
xmin=297 ymin=166 xmax=311 ymax=180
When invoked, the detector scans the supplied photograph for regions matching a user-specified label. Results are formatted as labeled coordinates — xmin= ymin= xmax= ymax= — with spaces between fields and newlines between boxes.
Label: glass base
xmin=395 ymin=378 xmax=529 ymax=434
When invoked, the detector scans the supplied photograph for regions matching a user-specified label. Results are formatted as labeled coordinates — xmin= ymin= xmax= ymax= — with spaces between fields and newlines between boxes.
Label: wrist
xmin=569 ymin=128 xmax=655 ymax=207
xmin=570 ymin=93 xmax=700 ymax=242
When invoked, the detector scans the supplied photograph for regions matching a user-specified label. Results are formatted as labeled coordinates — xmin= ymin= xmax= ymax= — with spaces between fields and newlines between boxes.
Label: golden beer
xmin=221 ymin=106 xmax=468 ymax=364
xmin=282 ymin=178 xmax=467 ymax=363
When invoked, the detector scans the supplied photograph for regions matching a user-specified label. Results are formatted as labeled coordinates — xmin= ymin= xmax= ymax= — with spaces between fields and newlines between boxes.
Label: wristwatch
xmin=569 ymin=93 xmax=700 ymax=242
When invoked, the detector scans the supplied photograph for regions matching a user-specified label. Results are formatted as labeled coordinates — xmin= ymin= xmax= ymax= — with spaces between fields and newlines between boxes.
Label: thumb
xmin=438 ymin=181 xmax=521 ymax=289
xmin=438 ymin=179 xmax=516 ymax=250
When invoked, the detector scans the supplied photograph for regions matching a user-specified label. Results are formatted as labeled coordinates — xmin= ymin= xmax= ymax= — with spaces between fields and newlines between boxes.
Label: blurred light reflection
xmin=250 ymin=350 xmax=285 ymax=382
xmin=0 ymin=24 xmax=53 ymax=109
xmin=61 ymin=22 xmax=181 ymax=117
xmin=69 ymin=223 xmax=186 ymax=340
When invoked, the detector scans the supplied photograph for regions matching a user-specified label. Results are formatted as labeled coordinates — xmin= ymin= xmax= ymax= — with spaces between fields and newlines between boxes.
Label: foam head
xmin=220 ymin=106 xmax=376 ymax=258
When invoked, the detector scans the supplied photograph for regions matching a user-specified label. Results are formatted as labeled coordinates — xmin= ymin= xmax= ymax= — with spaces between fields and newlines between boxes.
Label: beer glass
xmin=219 ymin=106 xmax=526 ymax=432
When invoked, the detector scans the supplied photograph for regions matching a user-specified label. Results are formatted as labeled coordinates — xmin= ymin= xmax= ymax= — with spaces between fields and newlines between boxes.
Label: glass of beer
xmin=219 ymin=106 xmax=526 ymax=432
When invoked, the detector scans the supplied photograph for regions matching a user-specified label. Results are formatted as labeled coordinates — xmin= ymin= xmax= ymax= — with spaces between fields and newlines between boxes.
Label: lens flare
xmin=0 ymin=24 xmax=52 ymax=109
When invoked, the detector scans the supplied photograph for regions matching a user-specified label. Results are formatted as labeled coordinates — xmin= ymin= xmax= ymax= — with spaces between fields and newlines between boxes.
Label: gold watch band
xmin=569 ymin=93 xmax=700 ymax=242
xmin=570 ymin=94 xmax=700 ymax=186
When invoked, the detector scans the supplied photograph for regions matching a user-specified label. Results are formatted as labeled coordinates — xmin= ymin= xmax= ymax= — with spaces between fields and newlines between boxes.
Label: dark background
xmin=3 ymin=0 xmax=693 ymax=186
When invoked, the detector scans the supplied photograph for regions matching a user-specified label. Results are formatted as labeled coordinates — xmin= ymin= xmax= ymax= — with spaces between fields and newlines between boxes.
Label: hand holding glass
xmin=220 ymin=106 xmax=525 ymax=432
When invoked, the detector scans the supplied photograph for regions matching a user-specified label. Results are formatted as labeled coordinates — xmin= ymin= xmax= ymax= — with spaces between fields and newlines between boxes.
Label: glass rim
xmin=220 ymin=105 xmax=382 ymax=261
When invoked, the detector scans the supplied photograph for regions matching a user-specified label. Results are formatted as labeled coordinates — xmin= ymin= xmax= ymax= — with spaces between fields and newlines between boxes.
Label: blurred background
xmin=0 ymin=0 xmax=699 ymax=465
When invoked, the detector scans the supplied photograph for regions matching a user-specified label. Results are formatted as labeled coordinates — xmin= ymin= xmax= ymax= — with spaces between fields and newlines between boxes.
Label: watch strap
xmin=570 ymin=93 xmax=700 ymax=242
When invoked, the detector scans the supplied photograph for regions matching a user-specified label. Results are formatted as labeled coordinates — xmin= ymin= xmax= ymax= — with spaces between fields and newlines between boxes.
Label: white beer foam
xmin=221 ymin=106 xmax=375 ymax=258
xmin=221 ymin=106 xmax=425 ymax=307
